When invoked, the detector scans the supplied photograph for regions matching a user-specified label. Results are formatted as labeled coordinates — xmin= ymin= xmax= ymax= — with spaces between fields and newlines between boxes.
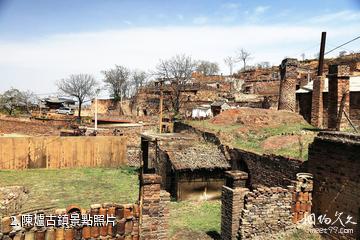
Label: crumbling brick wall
xmin=239 ymin=187 xmax=293 ymax=239
xmin=221 ymin=171 xmax=302 ymax=240
xmin=139 ymin=174 xmax=170 ymax=240
xmin=308 ymin=131 xmax=360 ymax=239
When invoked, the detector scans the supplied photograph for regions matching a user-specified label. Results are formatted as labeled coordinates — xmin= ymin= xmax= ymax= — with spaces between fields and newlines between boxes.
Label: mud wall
xmin=0 ymin=136 xmax=127 ymax=169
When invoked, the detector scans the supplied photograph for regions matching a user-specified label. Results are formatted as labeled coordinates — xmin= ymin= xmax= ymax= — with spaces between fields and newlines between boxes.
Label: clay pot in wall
xmin=108 ymin=207 xmax=116 ymax=236
xmin=300 ymin=202 xmax=307 ymax=212
xmin=297 ymin=192 xmax=303 ymax=202
xmin=99 ymin=207 xmax=108 ymax=237
xmin=35 ymin=230 xmax=46 ymax=240
xmin=116 ymin=206 xmax=124 ymax=219
xmin=292 ymin=212 xmax=298 ymax=224
xmin=295 ymin=201 xmax=301 ymax=212
xmin=55 ymin=228 xmax=64 ymax=240
xmin=1 ymin=217 xmax=13 ymax=234
xmin=117 ymin=219 xmax=126 ymax=235
xmin=64 ymin=228 xmax=73 ymax=240
xmin=82 ymin=227 xmax=91 ymax=239
xmin=45 ymin=228 xmax=55 ymax=240
xmin=124 ymin=221 xmax=133 ymax=235
xmin=13 ymin=233 xmax=25 ymax=240
xmin=303 ymin=192 xmax=309 ymax=201
xmin=25 ymin=231 xmax=35 ymax=240
xmin=90 ymin=205 xmax=100 ymax=238
xmin=90 ymin=226 xmax=100 ymax=238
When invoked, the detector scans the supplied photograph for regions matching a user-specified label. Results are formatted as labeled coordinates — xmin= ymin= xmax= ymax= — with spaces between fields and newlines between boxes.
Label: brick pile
xmin=0 ymin=203 xmax=140 ymax=240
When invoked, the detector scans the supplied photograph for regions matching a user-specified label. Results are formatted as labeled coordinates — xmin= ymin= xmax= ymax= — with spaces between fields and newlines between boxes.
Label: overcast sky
xmin=0 ymin=0 xmax=359 ymax=94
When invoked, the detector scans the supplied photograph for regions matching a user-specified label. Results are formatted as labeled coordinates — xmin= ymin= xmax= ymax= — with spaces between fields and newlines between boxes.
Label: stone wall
xmin=308 ymin=131 xmax=360 ymax=239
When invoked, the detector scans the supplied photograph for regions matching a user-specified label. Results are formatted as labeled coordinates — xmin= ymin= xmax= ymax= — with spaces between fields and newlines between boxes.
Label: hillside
xmin=186 ymin=108 xmax=317 ymax=160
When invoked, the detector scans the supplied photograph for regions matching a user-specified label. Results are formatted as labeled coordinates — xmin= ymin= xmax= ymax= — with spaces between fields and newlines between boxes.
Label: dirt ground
xmin=261 ymin=135 xmax=301 ymax=150
xmin=210 ymin=108 xmax=309 ymax=131
xmin=0 ymin=117 xmax=64 ymax=136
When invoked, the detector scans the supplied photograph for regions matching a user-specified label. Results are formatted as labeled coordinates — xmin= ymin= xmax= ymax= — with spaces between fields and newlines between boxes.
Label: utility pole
xmin=94 ymin=88 xmax=101 ymax=131
xmin=159 ymin=79 xmax=164 ymax=133
xmin=317 ymin=32 xmax=327 ymax=76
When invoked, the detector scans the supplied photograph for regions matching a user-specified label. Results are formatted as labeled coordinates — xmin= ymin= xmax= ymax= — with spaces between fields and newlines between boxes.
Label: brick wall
xmin=139 ymin=174 xmax=170 ymax=240
xmin=221 ymin=170 xmax=307 ymax=240
xmin=308 ymin=131 xmax=360 ymax=239
xmin=228 ymin=148 xmax=304 ymax=188
xmin=327 ymin=64 xmax=350 ymax=130
xmin=239 ymin=186 xmax=293 ymax=239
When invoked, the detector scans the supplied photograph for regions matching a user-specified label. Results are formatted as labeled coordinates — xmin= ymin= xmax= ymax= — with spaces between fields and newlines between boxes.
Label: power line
xmin=324 ymin=35 xmax=360 ymax=55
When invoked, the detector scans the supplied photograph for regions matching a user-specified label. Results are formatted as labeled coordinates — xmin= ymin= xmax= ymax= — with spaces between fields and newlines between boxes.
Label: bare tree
xmin=196 ymin=60 xmax=219 ymax=76
xmin=102 ymin=65 xmax=131 ymax=101
xmin=155 ymin=54 xmax=197 ymax=115
xmin=57 ymin=74 xmax=97 ymax=118
xmin=237 ymin=48 xmax=251 ymax=71
xmin=131 ymin=70 xmax=148 ymax=95
xmin=224 ymin=56 xmax=236 ymax=75
xmin=22 ymin=90 xmax=38 ymax=113
xmin=301 ymin=53 xmax=305 ymax=61
xmin=0 ymin=88 xmax=24 ymax=115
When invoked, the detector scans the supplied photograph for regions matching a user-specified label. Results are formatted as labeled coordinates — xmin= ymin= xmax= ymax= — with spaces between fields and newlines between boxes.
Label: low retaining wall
xmin=0 ymin=174 xmax=170 ymax=240
xmin=0 ymin=136 xmax=127 ymax=169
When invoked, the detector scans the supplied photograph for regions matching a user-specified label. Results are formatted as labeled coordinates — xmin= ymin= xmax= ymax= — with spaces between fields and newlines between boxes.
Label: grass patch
xmin=0 ymin=167 xmax=139 ymax=211
xmin=187 ymin=120 xmax=317 ymax=160
xmin=169 ymin=200 xmax=221 ymax=237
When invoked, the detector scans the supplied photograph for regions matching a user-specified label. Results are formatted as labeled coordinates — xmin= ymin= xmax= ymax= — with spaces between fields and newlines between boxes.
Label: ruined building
xmin=140 ymin=133 xmax=230 ymax=201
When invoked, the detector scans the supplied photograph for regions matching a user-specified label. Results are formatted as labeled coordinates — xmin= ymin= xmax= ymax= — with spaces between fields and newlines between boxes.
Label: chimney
xmin=278 ymin=58 xmax=298 ymax=112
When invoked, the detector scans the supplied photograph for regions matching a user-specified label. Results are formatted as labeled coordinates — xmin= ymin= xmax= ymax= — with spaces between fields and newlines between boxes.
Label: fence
xmin=0 ymin=136 xmax=127 ymax=169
